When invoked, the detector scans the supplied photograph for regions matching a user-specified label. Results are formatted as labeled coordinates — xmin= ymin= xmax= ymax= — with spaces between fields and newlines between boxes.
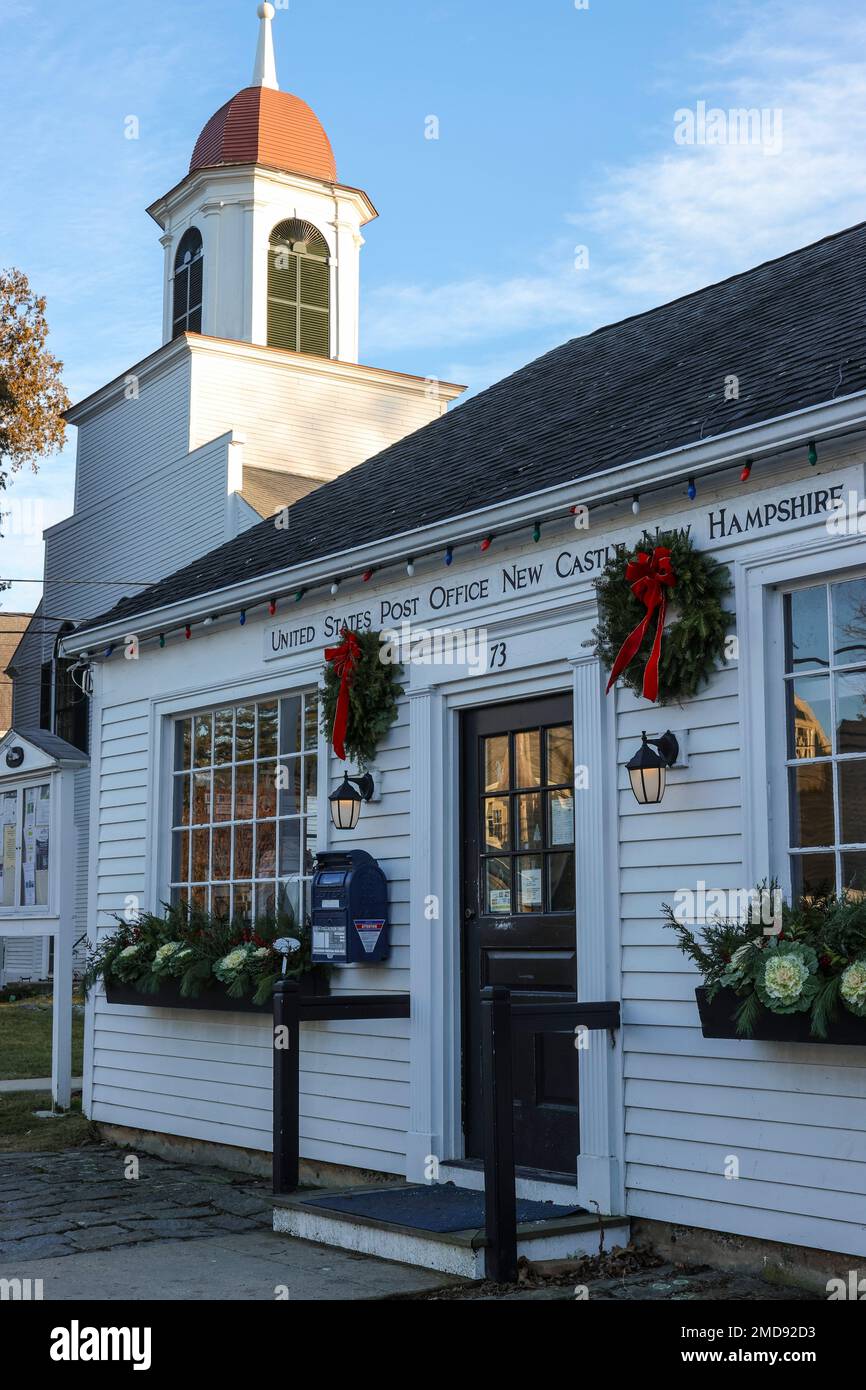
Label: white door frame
xmin=405 ymin=602 xmax=625 ymax=1213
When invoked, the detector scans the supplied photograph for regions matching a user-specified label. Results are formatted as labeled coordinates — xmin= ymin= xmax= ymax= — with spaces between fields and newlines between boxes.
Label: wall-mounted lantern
xmin=329 ymin=772 xmax=375 ymax=831
xmin=627 ymin=730 xmax=679 ymax=805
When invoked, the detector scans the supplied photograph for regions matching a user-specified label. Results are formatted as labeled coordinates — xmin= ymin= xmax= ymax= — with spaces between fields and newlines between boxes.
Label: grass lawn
xmin=0 ymin=1091 xmax=99 ymax=1152
xmin=0 ymin=998 xmax=85 ymax=1080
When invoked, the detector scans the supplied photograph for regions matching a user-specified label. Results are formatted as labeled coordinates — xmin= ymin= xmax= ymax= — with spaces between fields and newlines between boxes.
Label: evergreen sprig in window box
xmin=86 ymin=901 xmax=329 ymax=1013
xmin=664 ymin=885 xmax=866 ymax=1045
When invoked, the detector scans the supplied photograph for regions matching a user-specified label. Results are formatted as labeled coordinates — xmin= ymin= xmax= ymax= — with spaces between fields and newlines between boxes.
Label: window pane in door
xmin=787 ymin=675 xmax=831 ymax=758
xmin=483 ymin=736 xmax=509 ymax=792
xmin=516 ymin=793 xmax=543 ymax=850
xmin=483 ymin=797 xmax=509 ymax=851
xmin=548 ymin=852 xmax=575 ymax=912
xmin=515 ymin=731 xmax=542 ymax=788
xmin=515 ymin=854 xmax=543 ymax=913
xmin=548 ymin=790 xmax=574 ymax=845
xmin=789 ymin=764 xmax=834 ymax=847
xmin=484 ymin=857 xmax=511 ymax=914
xmin=546 ymin=726 xmax=574 ymax=785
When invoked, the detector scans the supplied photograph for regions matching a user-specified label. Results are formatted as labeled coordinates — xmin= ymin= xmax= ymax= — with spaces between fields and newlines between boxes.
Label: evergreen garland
xmin=320 ymin=629 xmax=404 ymax=769
xmin=594 ymin=529 xmax=733 ymax=704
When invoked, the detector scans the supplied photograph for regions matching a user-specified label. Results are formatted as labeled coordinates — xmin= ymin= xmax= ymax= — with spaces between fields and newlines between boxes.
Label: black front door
xmin=461 ymin=694 xmax=579 ymax=1174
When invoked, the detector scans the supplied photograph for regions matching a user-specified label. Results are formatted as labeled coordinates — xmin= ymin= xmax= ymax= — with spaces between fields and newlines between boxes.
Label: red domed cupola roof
xmin=190 ymin=86 xmax=337 ymax=184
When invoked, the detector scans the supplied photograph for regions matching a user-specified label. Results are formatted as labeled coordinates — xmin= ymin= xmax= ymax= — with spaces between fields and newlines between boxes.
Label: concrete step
xmin=273 ymin=1183 xmax=630 ymax=1279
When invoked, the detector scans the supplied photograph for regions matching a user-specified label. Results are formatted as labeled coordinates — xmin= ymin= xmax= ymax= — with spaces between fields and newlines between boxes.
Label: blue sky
xmin=2 ymin=0 xmax=866 ymax=613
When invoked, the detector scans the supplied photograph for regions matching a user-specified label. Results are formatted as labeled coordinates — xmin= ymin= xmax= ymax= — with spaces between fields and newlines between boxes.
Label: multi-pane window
xmin=267 ymin=219 xmax=330 ymax=358
xmin=170 ymin=694 xmax=319 ymax=923
xmin=784 ymin=576 xmax=866 ymax=898
xmin=480 ymin=724 xmax=575 ymax=915
xmin=172 ymin=228 xmax=203 ymax=337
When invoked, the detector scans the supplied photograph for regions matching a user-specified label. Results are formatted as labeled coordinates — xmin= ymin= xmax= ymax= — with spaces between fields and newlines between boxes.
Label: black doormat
xmin=304 ymin=1183 xmax=584 ymax=1233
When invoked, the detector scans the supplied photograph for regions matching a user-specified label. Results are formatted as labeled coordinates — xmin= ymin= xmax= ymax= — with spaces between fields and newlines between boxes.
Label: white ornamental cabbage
xmin=218 ymin=948 xmax=249 ymax=974
xmin=763 ymin=953 xmax=809 ymax=1006
xmin=841 ymin=959 xmax=866 ymax=1015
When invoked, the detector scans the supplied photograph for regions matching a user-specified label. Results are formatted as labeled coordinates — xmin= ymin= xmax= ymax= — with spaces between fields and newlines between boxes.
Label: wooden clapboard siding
xmin=617 ymin=662 xmax=866 ymax=1258
xmin=189 ymin=345 xmax=446 ymax=483
xmin=73 ymin=355 xmax=192 ymax=513
xmin=89 ymin=690 xmax=412 ymax=1174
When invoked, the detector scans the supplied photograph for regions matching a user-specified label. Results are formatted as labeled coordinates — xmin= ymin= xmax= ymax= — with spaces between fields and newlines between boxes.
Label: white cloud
xmin=365 ymin=5 xmax=866 ymax=365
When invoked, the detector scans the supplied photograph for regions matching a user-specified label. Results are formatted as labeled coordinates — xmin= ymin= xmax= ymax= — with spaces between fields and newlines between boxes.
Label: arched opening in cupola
xmin=172 ymin=228 xmax=204 ymax=337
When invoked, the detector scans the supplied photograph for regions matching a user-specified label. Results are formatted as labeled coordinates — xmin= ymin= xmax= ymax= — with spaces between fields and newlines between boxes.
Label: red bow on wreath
xmin=325 ymin=627 xmax=361 ymax=761
xmin=605 ymin=547 xmax=676 ymax=704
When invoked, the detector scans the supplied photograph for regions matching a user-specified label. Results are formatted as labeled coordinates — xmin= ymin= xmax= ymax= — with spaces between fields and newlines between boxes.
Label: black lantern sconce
xmin=626 ymin=730 xmax=679 ymax=805
xmin=329 ymin=771 xmax=375 ymax=831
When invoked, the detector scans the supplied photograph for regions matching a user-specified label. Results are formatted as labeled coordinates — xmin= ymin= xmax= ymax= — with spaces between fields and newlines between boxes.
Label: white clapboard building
xmin=61 ymin=7 xmax=866 ymax=1276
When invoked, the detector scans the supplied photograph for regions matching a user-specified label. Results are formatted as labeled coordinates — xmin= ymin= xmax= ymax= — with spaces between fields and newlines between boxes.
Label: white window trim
xmin=740 ymin=531 xmax=866 ymax=895
xmin=144 ymin=662 xmax=326 ymax=917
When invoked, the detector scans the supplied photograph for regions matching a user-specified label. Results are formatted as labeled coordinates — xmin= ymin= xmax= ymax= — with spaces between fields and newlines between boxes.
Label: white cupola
xmin=146 ymin=3 xmax=376 ymax=362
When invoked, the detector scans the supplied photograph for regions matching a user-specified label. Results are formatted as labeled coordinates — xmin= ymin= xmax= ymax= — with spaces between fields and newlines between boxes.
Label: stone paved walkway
xmin=0 ymin=1148 xmax=460 ymax=1300
xmin=0 ymin=1148 xmax=277 ymax=1261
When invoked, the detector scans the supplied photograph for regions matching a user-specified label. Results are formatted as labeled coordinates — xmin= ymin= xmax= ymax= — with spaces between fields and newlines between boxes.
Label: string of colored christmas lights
xmin=87 ymin=437 xmax=827 ymax=659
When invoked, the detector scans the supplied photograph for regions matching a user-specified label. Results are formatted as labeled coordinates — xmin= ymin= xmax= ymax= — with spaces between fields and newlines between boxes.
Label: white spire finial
xmin=253 ymin=3 xmax=279 ymax=91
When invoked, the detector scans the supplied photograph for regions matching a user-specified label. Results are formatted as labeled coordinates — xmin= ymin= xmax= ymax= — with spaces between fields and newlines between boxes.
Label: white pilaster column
xmin=200 ymin=204 xmax=222 ymax=339
xmin=51 ymin=769 xmax=74 ymax=1111
xmin=405 ymin=684 xmax=447 ymax=1179
xmin=243 ymin=199 xmax=269 ymax=345
xmin=569 ymin=655 xmax=622 ymax=1213
xmin=160 ymin=233 xmax=174 ymax=345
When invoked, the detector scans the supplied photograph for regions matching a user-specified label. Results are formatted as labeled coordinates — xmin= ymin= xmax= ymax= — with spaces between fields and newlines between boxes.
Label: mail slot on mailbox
xmin=311 ymin=849 xmax=390 ymax=965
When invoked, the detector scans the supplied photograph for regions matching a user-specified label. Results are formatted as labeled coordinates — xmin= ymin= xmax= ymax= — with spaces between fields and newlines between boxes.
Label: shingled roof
xmin=79 ymin=221 xmax=866 ymax=634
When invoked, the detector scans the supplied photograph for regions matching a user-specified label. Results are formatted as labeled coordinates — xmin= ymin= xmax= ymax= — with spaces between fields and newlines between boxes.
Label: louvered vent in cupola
xmin=267 ymin=219 xmax=330 ymax=358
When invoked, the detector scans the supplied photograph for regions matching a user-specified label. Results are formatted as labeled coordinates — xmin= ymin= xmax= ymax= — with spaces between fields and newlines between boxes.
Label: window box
xmin=105 ymin=971 xmax=329 ymax=1014
xmin=696 ymin=986 xmax=866 ymax=1045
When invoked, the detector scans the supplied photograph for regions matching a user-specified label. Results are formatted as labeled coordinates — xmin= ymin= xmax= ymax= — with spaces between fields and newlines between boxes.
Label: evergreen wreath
xmin=320 ymin=629 xmax=404 ymax=769
xmin=594 ymin=529 xmax=733 ymax=704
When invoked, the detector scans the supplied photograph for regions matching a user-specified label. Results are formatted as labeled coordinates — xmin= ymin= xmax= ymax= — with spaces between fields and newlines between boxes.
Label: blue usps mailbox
xmin=310 ymin=849 xmax=390 ymax=965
